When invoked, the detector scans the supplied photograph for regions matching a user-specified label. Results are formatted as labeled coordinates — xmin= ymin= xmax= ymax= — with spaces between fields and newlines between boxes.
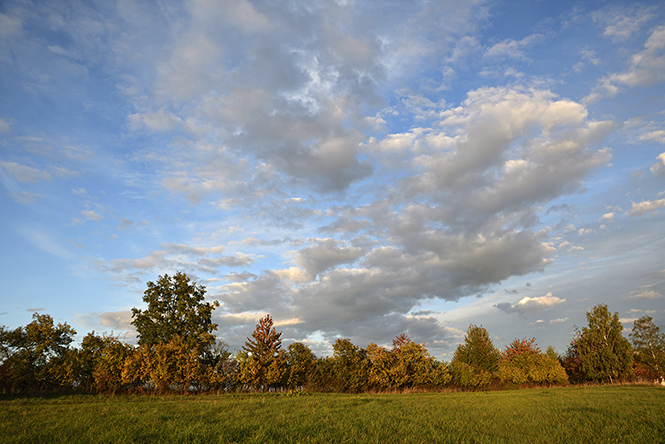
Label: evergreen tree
xmin=450 ymin=325 xmax=501 ymax=388
xmin=453 ymin=324 xmax=501 ymax=372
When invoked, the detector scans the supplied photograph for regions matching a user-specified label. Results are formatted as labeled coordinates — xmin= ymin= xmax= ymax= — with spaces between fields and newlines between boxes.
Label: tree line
xmin=1 ymin=272 xmax=663 ymax=395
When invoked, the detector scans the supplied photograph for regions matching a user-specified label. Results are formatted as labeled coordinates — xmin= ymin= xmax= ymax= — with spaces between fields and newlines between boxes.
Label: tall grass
xmin=1 ymin=385 xmax=663 ymax=443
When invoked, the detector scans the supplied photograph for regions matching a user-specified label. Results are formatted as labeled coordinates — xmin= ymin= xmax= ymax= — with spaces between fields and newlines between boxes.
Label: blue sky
xmin=1 ymin=0 xmax=664 ymax=358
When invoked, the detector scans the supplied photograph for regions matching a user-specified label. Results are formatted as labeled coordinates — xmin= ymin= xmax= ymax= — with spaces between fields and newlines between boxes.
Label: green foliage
xmin=498 ymin=337 xmax=568 ymax=386
xmin=451 ymin=324 xmax=501 ymax=388
xmin=545 ymin=345 xmax=559 ymax=361
xmin=450 ymin=360 xmax=493 ymax=388
xmin=284 ymin=342 xmax=317 ymax=389
xmin=577 ymin=304 xmax=633 ymax=383
xmin=630 ymin=315 xmax=665 ymax=379
xmin=0 ymin=313 xmax=76 ymax=393
xmin=390 ymin=337 xmax=438 ymax=388
xmin=331 ymin=338 xmax=370 ymax=392
xmin=131 ymin=272 xmax=219 ymax=353
xmin=453 ymin=325 xmax=501 ymax=372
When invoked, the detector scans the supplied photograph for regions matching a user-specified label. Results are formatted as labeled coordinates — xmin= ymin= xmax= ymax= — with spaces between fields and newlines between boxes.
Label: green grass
xmin=1 ymin=386 xmax=663 ymax=443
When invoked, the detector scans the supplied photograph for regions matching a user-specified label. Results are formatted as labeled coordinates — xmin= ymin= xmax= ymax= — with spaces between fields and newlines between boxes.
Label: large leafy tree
xmin=284 ymin=342 xmax=317 ymax=390
xmin=390 ymin=335 xmax=439 ymax=388
xmin=630 ymin=316 xmax=665 ymax=380
xmin=238 ymin=314 xmax=285 ymax=391
xmin=577 ymin=304 xmax=633 ymax=383
xmin=131 ymin=272 xmax=220 ymax=353
xmin=0 ymin=313 xmax=76 ymax=393
xmin=332 ymin=338 xmax=370 ymax=392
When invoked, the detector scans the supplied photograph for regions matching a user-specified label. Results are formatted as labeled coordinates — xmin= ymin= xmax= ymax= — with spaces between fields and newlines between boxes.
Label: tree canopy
xmin=131 ymin=272 xmax=220 ymax=352
xmin=577 ymin=304 xmax=633 ymax=383
xmin=630 ymin=315 xmax=665 ymax=379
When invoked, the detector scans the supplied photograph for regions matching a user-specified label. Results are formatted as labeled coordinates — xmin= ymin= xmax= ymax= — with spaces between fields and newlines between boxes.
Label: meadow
xmin=1 ymin=385 xmax=663 ymax=444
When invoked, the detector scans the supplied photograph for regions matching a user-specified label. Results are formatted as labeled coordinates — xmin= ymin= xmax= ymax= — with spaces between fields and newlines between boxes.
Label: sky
xmin=1 ymin=0 xmax=664 ymax=359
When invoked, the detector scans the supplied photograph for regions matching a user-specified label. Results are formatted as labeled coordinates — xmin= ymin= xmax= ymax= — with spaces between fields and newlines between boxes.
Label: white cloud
xmin=650 ymin=152 xmax=665 ymax=176
xmin=495 ymin=292 xmax=566 ymax=315
xmin=484 ymin=33 xmax=544 ymax=61
xmin=592 ymin=5 xmax=657 ymax=42
xmin=629 ymin=198 xmax=665 ymax=216
xmin=630 ymin=288 xmax=663 ymax=299
xmin=587 ymin=25 xmax=665 ymax=102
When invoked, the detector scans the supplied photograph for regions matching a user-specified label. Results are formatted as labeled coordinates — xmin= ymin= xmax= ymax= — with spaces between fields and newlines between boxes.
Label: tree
xmin=0 ymin=313 xmax=76 ymax=393
xmin=284 ymin=342 xmax=317 ymax=390
xmin=577 ymin=304 xmax=633 ymax=383
xmin=450 ymin=325 xmax=501 ymax=388
xmin=238 ymin=314 xmax=285 ymax=391
xmin=630 ymin=316 xmax=665 ymax=380
xmin=332 ymin=338 xmax=370 ymax=392
xmin=561 ymin=327 xmax=585 ymax=384
xmin=366 ymin=343 xmax=394 ymax=389
xmin=390 ymin=335 xmax=438 ymax=388
xmin=498 ymin=337 xmax=567 ymax=386
xmin=131 ymin=272 xmax=220 ymax=353
xmin=75 ymin=332 xmax=132 ymax=394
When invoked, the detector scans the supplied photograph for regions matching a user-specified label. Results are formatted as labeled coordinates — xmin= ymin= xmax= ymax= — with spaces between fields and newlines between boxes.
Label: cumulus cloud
xmin=495 ymin=292 xmax=566 ymax=315
xmin=198 ymin=85 xmax=613 ymax=351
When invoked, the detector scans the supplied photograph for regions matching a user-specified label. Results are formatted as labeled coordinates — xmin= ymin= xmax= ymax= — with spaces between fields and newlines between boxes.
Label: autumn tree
xmin=561 ymin=327 xmax=585 ymax=383
xmin=0 ymin=313 xmax=76 ymax=393
xmin=238 ymin=314 xmax=285 ymax=391
xmin=630 ymin=316 xmax=665 ymax=380
xmin=497 ymin=337 xmax=567 ymax=386
xmin=74 ymin=332 xmax=132 ymax=393
xmin=366 ymin=343 xmax=394 ymax=389
xmin=577 ymin=304 xmax=633 ymax=383
xmin=450 ymin=325 xmax=501 ymax=388
xmin=390 ymin=334 xmax=440 ymax=388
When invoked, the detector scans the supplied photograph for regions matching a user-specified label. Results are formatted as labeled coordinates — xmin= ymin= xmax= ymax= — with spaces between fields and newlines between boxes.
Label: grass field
xmin=1 ymin=385 xmax=663 ymax=443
